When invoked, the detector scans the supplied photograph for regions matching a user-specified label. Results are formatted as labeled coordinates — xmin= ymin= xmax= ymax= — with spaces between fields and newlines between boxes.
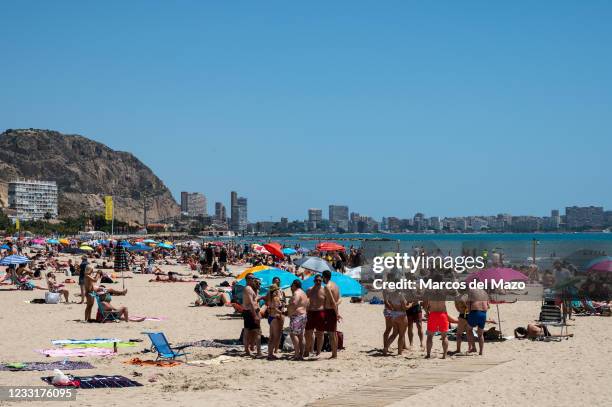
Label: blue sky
xmin=1 ymin=1 xmax=611 ymax=221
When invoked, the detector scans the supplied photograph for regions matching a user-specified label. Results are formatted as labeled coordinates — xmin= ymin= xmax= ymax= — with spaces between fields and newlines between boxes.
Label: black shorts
xmin=242 ymin=310 xmax=260 ymax=330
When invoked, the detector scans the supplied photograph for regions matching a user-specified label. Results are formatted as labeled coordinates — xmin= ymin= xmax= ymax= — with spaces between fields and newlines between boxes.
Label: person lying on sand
xmin=149 ymin=271 xmax=192 ymax=282
xmin=514 ymin=324 xmax=573 ymax=340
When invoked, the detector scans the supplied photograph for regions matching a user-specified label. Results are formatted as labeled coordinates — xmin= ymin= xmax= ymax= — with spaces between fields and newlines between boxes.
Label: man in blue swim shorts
xmin=466 ymin=288 xmax=489 ymax=355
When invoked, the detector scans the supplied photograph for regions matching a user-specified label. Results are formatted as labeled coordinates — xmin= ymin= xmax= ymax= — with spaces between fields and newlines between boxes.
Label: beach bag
xmin=45 ymin=292 xmax=61 ymax=304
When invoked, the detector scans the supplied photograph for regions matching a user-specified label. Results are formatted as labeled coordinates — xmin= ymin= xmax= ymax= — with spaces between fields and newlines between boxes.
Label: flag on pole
xmin=104 ymin=196 xmax=113 ymax=221
xmin=15 ymin=219 xmax=20 ymax=230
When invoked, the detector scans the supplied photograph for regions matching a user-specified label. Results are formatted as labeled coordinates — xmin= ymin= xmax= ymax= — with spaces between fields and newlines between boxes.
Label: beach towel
xmin=123 ymin=358 xmax=181 ymax=367
xmin=52 ymin=338 xmax=122 ymax=345
xmin=60 ymin=342 xmax=137 ymax=349
xmin=42 ymin=375 xmax=143 ymax=389
xmin=130 ymin=316 xmax=167 ymax=322
xmin=0 ymin=361 xmax=94 ymax=371
xmin=36 ymin=348 xmax=115 ymax=357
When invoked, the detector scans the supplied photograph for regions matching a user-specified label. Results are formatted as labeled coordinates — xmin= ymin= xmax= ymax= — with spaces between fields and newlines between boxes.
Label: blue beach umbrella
xmin=0 ymin=244 xmax=10 ymax=250
xmin=236 ymin=268 xmax=297 ymax=293
xmin=47 ymin=239 xmax=60 ymax=244
xmin=157 ymin=243 xmax=174 ymax=249
xmin=302 ymin=271 xmax=364 ymax=297
xmin=0 ymin=255 xmax=31 ymax=265
xmin=282 ymin=248 xmax=297 ymax=255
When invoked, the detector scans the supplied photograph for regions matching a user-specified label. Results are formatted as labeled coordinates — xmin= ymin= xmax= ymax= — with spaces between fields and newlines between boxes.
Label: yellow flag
xmin=15 ymin=218 xmax=20 ymax=230
xmin=104 ymin=196 xmax=113 ymax=221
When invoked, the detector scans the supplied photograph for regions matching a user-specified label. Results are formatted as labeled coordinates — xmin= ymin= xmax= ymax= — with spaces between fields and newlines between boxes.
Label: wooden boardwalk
xmin=307 ymin=359 xmax=510 ymax=407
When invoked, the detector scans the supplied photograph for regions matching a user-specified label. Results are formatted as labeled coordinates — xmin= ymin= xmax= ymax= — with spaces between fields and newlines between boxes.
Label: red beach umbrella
xmin=316 ymin=242 xmax=345 ymax=252
xmin=263 ymin=242 xmax=285 ymax=259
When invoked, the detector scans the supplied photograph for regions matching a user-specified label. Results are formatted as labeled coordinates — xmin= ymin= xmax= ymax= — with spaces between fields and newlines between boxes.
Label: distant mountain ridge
xmin=0 ymin=128 xmax=180 ymax=223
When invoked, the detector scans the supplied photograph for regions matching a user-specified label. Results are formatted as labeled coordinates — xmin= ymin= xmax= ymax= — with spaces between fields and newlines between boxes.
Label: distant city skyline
xmin=1 ymin=2 xmax=611 ymax=220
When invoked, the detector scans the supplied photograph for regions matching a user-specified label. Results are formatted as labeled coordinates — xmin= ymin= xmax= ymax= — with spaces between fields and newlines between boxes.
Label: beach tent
xmin=236 ymin=268 xmax=297 ymax=292
xmin=316 ymin=242 xmax=345 ymax=252
xmin=302 ymin=271 xmax=364 ymax=297
xmin=295 ymin=256 xmax=334 ymax=273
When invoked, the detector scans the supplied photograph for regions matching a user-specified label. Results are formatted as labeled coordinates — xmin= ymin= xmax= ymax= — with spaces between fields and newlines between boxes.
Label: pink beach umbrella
xmin=31 ymin=238 xmax=46 ymax=245
xmin=588 ymin=260 xmax=612 ymax=273
xmin=465 ymin=267 xmax=529 ymax=283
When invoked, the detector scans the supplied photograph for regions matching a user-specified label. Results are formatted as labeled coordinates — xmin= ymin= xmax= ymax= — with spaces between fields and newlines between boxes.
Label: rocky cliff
xmin=0 ymin=129 xmax=180 ymax=223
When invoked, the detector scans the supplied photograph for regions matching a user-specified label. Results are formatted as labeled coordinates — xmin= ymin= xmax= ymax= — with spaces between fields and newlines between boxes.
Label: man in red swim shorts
xmin=424 ymin=299 xmax=450 ymax=359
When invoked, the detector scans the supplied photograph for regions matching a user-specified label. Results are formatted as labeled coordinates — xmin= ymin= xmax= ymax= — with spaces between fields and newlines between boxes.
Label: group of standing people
xmin=241 ymin=270 xmax=341 ymax=360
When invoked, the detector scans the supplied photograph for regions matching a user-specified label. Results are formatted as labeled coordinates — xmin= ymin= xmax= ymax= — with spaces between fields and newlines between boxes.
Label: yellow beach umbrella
xmin=236 ymin=265 xmax=272 ymax=281
xmin=80 ymin=245 xmax=94 ymax=251
xmin=59 ymin=239 xmax=69 ymax=245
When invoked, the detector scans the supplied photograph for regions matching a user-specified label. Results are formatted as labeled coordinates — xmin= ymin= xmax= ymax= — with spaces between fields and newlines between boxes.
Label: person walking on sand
xmin=304 ymin=274 xmax=326 ymax=358
xmin=288 ymin=279 xmax=308 ymax=360
xmin=466 ymin=287 xmax=489 ymax=355
xmin=322 ymin=270 xmax=341 ymax=359
xmin=77 ymin=256 xmax=88 ymax=304
xmin=242 ymin=274 xmax=262 ymax=357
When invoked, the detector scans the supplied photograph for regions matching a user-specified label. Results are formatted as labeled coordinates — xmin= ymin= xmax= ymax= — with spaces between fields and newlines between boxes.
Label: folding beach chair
xmin=90 ymin=292 xmax=121 ymax=322
xmin=142 ymin=332 xmax=189 ymax=362
xmin=537 ymin=302 xmax=569 ymax=341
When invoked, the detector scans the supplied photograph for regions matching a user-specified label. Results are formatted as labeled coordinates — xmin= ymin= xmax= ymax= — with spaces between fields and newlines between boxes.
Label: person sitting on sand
xmin=46 ymin=272 xmax=69 ymax=303
xmin=97 ymin=288 xmax=143 ymax=322
xmin=194 ymin=281 xmax=231 ymax=306
xmin=514 ymin=324 xmax=573 ymax=340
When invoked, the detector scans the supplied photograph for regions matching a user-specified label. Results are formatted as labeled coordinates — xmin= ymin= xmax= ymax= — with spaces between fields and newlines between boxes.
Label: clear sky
xmin=1 ymin=1 xmax=611 ymax=221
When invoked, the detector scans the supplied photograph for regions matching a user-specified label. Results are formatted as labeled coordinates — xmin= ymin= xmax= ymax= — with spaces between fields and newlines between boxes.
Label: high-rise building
xmin=307 ymin=208 xmax=323 ymax=231
xmin=329 ymin=205 xmax=349 ymax=231
xmin=8 ymin=180 xmax=58 ymax=221
xmin=230 ymin=191 xmax=239 ymax=231
xmin=180 ymin=192 xmax=207 ymax=217
xmin=215 ymin=202 xmax=226 ymax=222
xmin=550 ymin=209 xmax=561 ymax=229
xmin=565 ymin=206 xmax=604 ymax=229
xmin=237 ymin=197 xmax=248 ymax=232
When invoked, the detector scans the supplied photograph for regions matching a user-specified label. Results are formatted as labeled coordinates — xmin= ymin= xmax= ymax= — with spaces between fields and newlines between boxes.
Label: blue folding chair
xmin=143 ymin=332 xmax=189 ymax=362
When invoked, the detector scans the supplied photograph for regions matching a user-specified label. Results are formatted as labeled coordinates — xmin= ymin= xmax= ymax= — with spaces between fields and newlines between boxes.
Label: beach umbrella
xmin=282 ymin=248 xmax=297 ymax=255
xmin=295 ymin=256 xmax=334 ymax=273
xmin=302 ymin=271 xmax=364 ymax=297
xmin=31 ymin=238 xmax=45 ymax=245
xmin=47 ymin=238 xmax=60 ymax=244
xmin=297 ymin=247 xmax=310 ymax=254
xmin=157 ymin=243 xmax=174 ymax=249
xmin=59 ymin=239 xmax=69 ymax=245
xmin=464 ymin=267 xmax=529 ymax=284
xmin=79 ymin=245 xmax=94 ymax=251
xmin=236 ymin=265 xmax=272 ymax=281
xmin=464 ymin=267 xmax=528 ymax=337
xmin=263 ymin=243 xmax=284 ymax=259
xmin=0 ymin=255 xmax=31 ymax=265
xmin=586 ymin=257 xmax=612 ymax=273
xmin=0 ymin=244 xmax=10 ymax=250
xmin=316 ymin=242 xmax=345 ymax=252
xmin=236 ymin=268 xmax=297 ymax=292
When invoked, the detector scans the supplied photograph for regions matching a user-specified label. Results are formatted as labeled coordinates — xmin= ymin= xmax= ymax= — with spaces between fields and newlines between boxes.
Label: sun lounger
xmin=142 ymin=332 xmax=189 ymax=362
xmin=537 ymin=303 xmax=568 ymax=341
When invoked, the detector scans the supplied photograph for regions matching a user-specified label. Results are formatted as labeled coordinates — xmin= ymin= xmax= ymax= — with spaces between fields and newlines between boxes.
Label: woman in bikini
xmin=266 ymin=284 xmax=285 ymax=360
xmin=382 ymin=289 xmax=408 ymax=356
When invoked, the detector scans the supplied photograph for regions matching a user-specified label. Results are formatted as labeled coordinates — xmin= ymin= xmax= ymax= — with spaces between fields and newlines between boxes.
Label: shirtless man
xmin=288 ymin=279 xmax=309 ymax=360
xmin=241 ymin=274 xmax=261 ymax=357
xmin=304 ymin=274 xmax=326 ymax=358
xmin=466 ymin=288 xmax=489 ymax=355
xmin=322 ymin=270 xmax=341 ymax=359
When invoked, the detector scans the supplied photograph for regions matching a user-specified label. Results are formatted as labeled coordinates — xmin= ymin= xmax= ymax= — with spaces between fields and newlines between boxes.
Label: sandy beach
xmin=0 ymin=251 xmax=610 ymax=407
